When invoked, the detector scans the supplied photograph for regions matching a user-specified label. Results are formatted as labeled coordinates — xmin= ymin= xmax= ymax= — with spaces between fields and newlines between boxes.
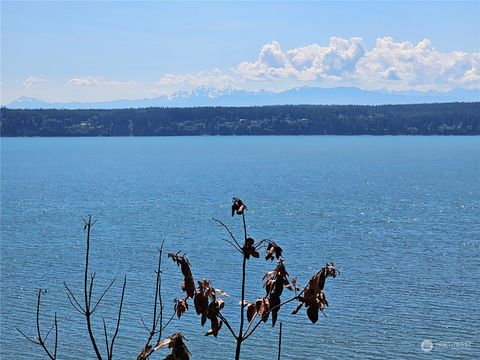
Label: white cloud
xmin=354 ymin=37 xmax=480 ymax=91
xmin=233 ymin=37 xmax=479 ymax=91
xmin=68 ymin=76 xmax=100 ymax=86
xmin=148 ymin=37 xmax=480 ymax=95
xmin=154 ymin=68 xmax=237 ymax=94
xmin=22 ymin=76 xmax=47 ymax=87
xmin=235 ymin=37 xmax=366 ymax=83
xmin=68 ymin=76 xmax=137 ymax=87
xmin=104 ymin=79 xmax=138 ymax=86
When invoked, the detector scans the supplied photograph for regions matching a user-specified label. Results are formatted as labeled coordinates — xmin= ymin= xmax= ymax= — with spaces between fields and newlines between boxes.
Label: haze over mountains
xmin=6 ymin=86 xmax=479 ymax=109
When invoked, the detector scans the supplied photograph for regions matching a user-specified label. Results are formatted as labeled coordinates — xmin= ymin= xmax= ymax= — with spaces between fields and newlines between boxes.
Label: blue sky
xmin=1 ymin=1 xmax=479 ymax=104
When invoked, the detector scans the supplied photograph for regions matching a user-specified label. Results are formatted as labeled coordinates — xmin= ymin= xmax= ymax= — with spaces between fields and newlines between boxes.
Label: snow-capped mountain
xmin=5 ymin=87 xmax=479 ymax=109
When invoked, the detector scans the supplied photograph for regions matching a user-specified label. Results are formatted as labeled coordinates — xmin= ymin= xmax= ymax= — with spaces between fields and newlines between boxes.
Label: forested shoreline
xmin=1 ymin=102 xmax=478 ymax=136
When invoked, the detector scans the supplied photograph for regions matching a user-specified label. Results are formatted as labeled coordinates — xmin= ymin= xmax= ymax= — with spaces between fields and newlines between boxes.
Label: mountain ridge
xmin=5 ymin=86 xmax=479 ymax=109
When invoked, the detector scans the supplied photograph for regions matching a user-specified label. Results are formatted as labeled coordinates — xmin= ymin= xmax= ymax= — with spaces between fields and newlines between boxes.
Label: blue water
xmin=1 ymin=136 xmax=479 ymax=359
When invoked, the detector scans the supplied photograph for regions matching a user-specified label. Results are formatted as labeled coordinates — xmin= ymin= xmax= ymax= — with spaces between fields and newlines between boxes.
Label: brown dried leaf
xmin=215 ymin=288 xmax=229 ymax=297
xmin=307 ymin=305 xmax=319 ymax=324
xmin=156 ymin=333 xmax=191 ymax=360
xmin=182 ymin=278 xmax=195 ymax=299
xmin=169 ymin=253 xmax=196 ymax=299
xmin=232 ymin=197 xmax=247 ymax=216
xmin=292 ymin=263 xmax=337 ymax=322
xmin=243 ymin=237 xmax=259 ymax=260
xmin=206 ymin=318 xmax=223 ymax=337
xmin=216 ymin=298 xmax=225 ymax=310
xmin=246 ymin=303 xmax=256 ymax=323
xmin=262 ymin=270 xmax=275 ymax=281
xmin=255 ymin=297 xmax=270 ymax=322
xmin=174 ymin=299 xmax=188 ymax=319
xmin=194 ymin=292 xmax=208 ymax=316
xmin=269 ymin=295 xmax=280 ymax=327
xmin=285 ymin=277 xmax=300 ymax=291
xmin=153 ymin=338 xmax=172 ymax=351
xmin=265 ymin=242 xmax=283 ymax=261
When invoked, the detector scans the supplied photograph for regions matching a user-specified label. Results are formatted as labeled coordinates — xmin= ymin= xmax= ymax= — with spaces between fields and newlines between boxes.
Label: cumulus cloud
xmin=234 ymin=37 xmax=479 ymax=91
xmin=355 ymin=37 xmax=480 ymax=91
xmin=235 ymin=37 xmax=366 ymax=83
xmin=151 ymin=37 xmax=479 ymax=93
xmin=235 ymin=41 xmax=294 ymax=80
xmin=22 ymin=76 xmax=47 ymax=87
xmin=68 ymin=76 xmax=136 ymax=87
xmin=156 ymin=68 xmax=236 ymax=89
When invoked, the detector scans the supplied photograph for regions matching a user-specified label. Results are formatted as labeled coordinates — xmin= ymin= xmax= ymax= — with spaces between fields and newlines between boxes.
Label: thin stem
xmin=103 ymin=318 xmax=110 ymax=360
xmin=17 ymin=328 xmax=40 ymax=345
xmin=212 ymin=218 xmax=242 ymax=251
xmin=242 ymin=213 xmax=247 ymax=241
xmin=108 ymin=276 xmax=126 ymax=360
xmin=235 ymin=212 xmax=249 ymax=360
xmin=44 ymin=325 xmax=54 ymax=343
xmin=242 ymin=312 xmax=258 ymax=337
xmin=17 ymin=289 xmax=57 ymax=359
xmin=64 ymin=283 xmax=86 ymax=315
xmin=277 ymin=322 xmax=283 ymax=360
xmin=88 ymin=272 xmax=96 ymax=306
xmin=35 ymin=290 xmax=43 ymax=346
xmin=217 ymin=312 xmax=238 ymax=340
xmin=155 ymin=241 xmax=165 ymax=341
xmin=84 ymin=217 xmax=91 ymax=310
xmin=140 ymin=316 xmax=150 ymax=333
xmin=235 ymin=254 xmax=247 ymax=360
xmin=243 ymin=290 xmax=304 ymax=341
xmin=91 ymin=278 xmax=116 ymax=314
xmin=53 ymin=313 xmax=58 ymax=359
xmin=83 ymin=216 xmax=103 ymax=360
xmin=222 ymin=238 xmax=243 ymax=254
xmin=160 ymin=311 xmax=176 ymax=335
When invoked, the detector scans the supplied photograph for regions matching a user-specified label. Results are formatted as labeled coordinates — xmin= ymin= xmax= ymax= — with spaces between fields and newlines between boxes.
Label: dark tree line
xmin=1 ymin=102 xmax=479 ymax=136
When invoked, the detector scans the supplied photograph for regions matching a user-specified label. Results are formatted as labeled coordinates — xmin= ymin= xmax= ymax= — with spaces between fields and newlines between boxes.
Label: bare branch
xmin=91 ymin=277 xmax=116 ymax=314
xmin=234 ymin=212 xmax=248 ymax=360
xmin=212 ymin=217 xmax=242 ymax=250
xmin=102 ymin=318 xmax=110 ymax=360
xmin=43 ymin=324 xmax=55 ymax=343
xmin=82 ymin=216 xmax=103 ymax=360
xmin=140 ymin=316 xmax=150 ymax=333
xmin=53 ymin=313 xmax=58 ymax=359
xmin=277 ymin=322 xmax=283 ymax=360
xmin=217 ymin=312 xmax=238 ymax=340
xmin=66 ymin=292 xmax=86 ymax=315
xmin=159 ymin=310 xmax=176 ymax=336
xmin=154 ymin=241 xmax=165 ymax=339
xmin=253 ymin=239 xmax=271 ymax=250
xmin=17 ymin=289 xmax=57 ymax=359
xmin=88 ymin=272 xmax=96 ymax=306
xmin=242 ymin=213 xmax=247 ymax=240
xmin=16 ymin=328 xmax=41 ymax=345
xmin=222 ymin=238 xmax=243 ymax=254
xmin=242 ymin=311 xmax=258 ymax=337
xmin=64 ymin=282 xmax=86 ymax=315
xmin=108 ymin=275 xmax=126 ymax=359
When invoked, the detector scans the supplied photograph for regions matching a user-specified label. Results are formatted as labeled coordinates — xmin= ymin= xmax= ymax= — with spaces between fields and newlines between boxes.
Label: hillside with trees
xmin=1 ymin=102 xmax=478 ymax=136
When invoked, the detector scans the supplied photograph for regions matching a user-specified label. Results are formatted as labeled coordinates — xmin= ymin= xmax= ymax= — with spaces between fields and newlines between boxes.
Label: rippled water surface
xmin=1 ymin=136 xmax=479 ymax=359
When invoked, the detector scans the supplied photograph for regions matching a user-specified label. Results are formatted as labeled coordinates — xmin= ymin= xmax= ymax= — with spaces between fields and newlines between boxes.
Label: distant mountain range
xmin=5 ymin=86 xmax=479 ymax=109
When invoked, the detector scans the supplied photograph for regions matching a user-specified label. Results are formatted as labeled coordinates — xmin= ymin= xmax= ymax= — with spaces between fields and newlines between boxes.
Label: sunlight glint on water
xmin=1 ymin=136 xmax=479 ymax=359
